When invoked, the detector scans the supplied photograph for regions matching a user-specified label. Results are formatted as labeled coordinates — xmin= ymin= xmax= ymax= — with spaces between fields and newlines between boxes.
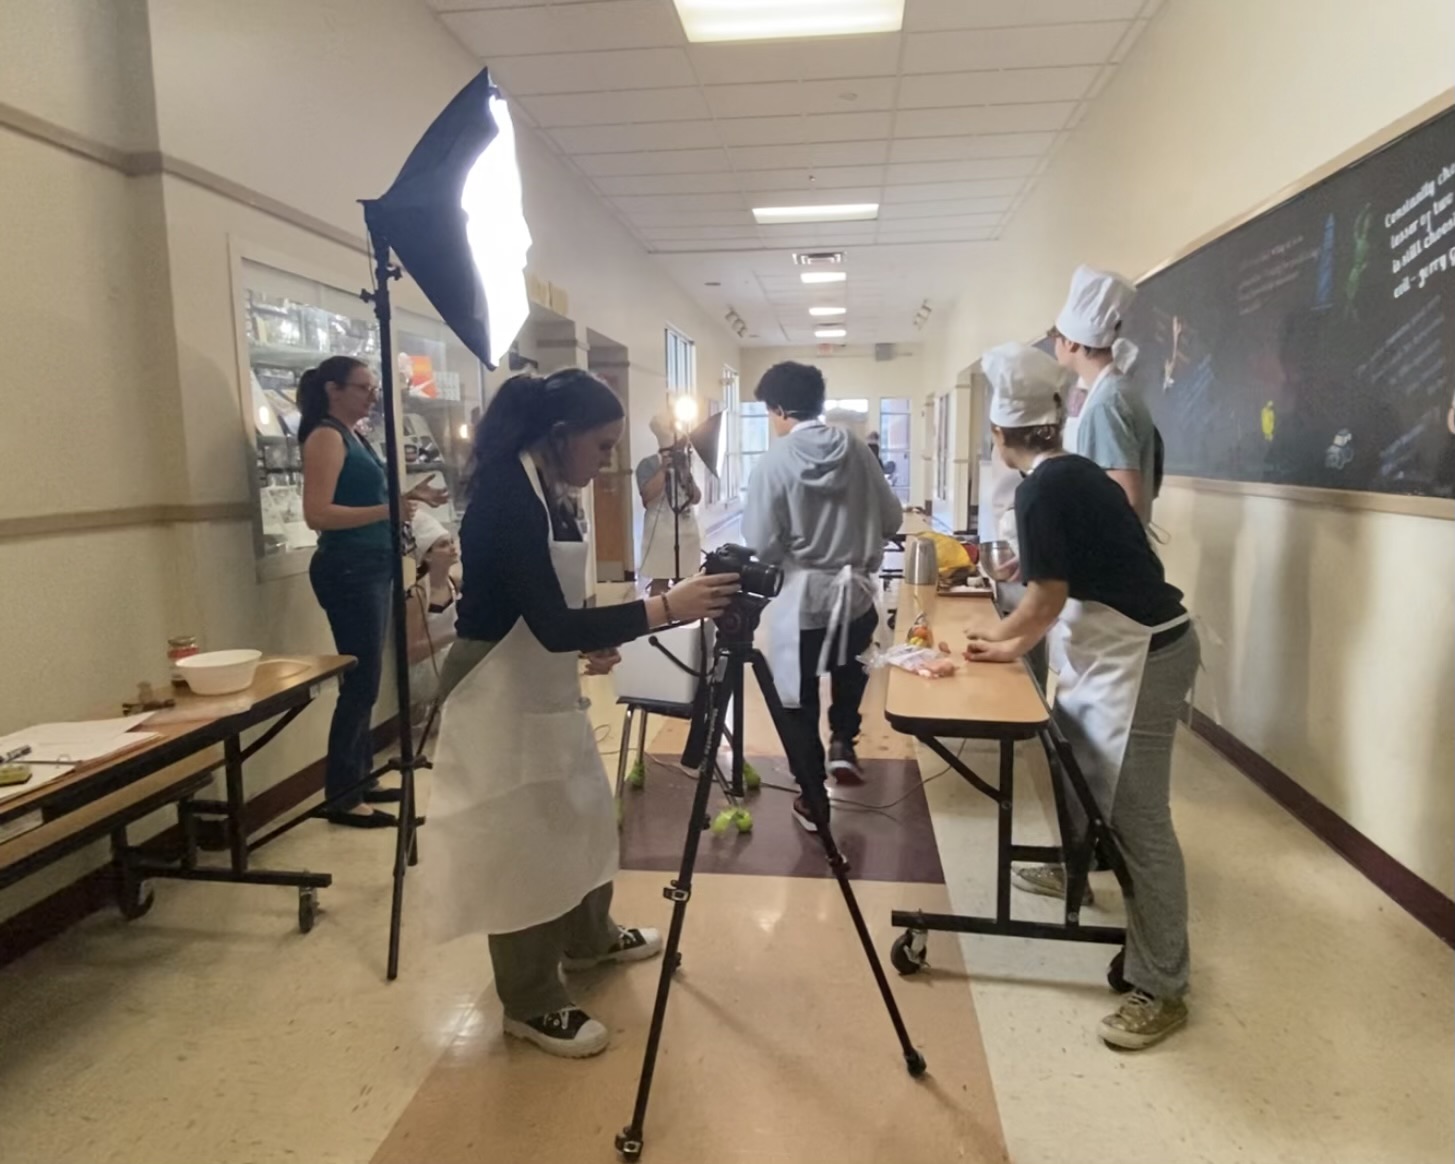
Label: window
xmin=879 ymin=397 xmax=912 ymax=503
xmin=824 ymin=397 xmax=869 ymax=415
xmin=665 ymin=326 xmax=695 ymax=394
xmin=935 ymin=393 xmax=951 ymax=501
xmin=741 ymin=400 xmax=770 ymax=493
xmin=721 ymin=366 xmax=740 ymax=499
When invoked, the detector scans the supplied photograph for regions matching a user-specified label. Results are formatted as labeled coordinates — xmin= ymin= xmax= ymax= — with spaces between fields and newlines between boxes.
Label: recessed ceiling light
xmin=801 ymin=271 xmax=847 ymax=285
xmin=673 ymin=0 xmax=904 ymax=44
xmin=793 ymin=251 xmax=843 ymax=266
xmin=815 ymin=327 xmax=848 ymax=339
xmin=810 ymin=306 xmax=847 ymax=317
xmin=754 ymin=203 xmax=878 ymax=225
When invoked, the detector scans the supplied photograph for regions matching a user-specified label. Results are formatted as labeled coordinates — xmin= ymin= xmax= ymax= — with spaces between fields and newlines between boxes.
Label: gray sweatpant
xmin=1055 ymin=627 xmax=1200 ymax=1000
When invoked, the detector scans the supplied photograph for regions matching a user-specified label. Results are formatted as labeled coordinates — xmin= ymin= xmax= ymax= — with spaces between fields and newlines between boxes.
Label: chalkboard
xmin=1121 ymin=107 xmax=1455 ymax=499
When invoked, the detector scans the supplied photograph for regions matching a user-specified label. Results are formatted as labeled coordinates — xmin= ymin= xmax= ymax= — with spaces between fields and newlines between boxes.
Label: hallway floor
xmin=0 ymin=638 xmax=1449 ymax=1163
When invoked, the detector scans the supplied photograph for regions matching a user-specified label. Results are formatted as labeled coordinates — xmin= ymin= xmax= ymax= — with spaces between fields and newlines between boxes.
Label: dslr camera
xmin=703 ymin=544 xmax=783 ymax=643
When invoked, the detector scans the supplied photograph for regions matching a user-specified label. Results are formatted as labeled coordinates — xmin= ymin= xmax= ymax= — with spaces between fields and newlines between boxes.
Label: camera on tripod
xmin=702 ymin=543 xmax=782 ymax=642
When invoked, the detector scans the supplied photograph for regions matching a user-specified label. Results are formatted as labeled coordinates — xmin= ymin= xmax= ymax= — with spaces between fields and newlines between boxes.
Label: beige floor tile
xmin=371 ymin=871 xmax=1008 ymax=1164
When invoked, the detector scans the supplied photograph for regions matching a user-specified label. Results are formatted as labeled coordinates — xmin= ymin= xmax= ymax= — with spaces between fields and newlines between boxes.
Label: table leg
xmin=224 ymin=735 xmax=248 ymax=875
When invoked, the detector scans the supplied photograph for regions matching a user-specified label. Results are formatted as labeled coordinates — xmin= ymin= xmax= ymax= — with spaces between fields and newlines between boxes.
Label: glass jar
xmin=168 ymin=635 xmax=199 ymax=686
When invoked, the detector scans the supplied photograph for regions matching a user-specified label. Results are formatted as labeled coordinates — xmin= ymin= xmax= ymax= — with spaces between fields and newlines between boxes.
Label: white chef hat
xmin=983 ymin=342 xmax=1076 ymax=428
xmin=410 ymin=510 xmax=451 ymax=566
xmin=1055 ymin=265 xmax=1137 ymax=349
xmin=648 ymin=410 xmax=678 ymax=447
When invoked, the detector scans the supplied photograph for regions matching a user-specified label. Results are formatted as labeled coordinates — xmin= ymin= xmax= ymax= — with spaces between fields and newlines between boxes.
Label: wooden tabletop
xmin=883 ymin=585 xmax=1048 ymax=736
xmin=0 ymin=656 xmax=352 ymax=820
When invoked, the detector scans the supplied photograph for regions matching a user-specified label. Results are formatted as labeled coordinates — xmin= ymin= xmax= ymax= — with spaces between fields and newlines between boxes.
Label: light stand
xmin=360 ymin=228 xmax=422 ymax=982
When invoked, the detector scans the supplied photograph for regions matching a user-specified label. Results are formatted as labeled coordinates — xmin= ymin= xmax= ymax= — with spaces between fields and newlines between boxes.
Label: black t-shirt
xmin=1015 ymin=454 xmax=1185 ymax=629
xmin=456 ymin=454 xmax=648 ymax=652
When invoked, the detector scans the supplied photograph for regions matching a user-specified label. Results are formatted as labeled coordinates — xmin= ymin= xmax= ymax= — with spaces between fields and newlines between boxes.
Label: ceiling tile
xmin=882 ymin=178 xmax=1023 ymax=202
xmin=611 ymin=192 xmax=746 ymax=212
xmin=874 ymin=213 xmax=1002 ymax=231
xmin=904 ymin=0 xmax=1145 ymax=30
xmin=440 ymin=1 xmax=682 ymax=57
xmin=717 ymin=111 xmax=893 ymax=147
xmin=897 ymin=66 xmax=1099 ymax=108
xmin=622 ymin=209 xmax=756 ymax=226
xmin=894 ymin=103 xmax=1075 ymax=137
xmin=488 ymin=48 xmax=696 ymax=96
xmin=595 ymin=171 xmax=750 ymax=196
xmin=573 ymin=148 xmax=731 ymax=176
xmin=726 ymin=141 xmax=890 ymax=169
xmin=704 ymin=77 xmax=897 ymax=120
xmin=640 ymin=226 xmax=764 ymax=241
xmin=687 ymin=35 xmax=901 ymax=85
xmin=549 ymin=120 xmax=719 ymax=153
xmin=520 ymin=87 xmax=709 ymax=127
xmin=875 ymin=226 xmax=998 ymax=242
xmin=884 ymin=157 xmax=1037 ymax=183
xmin=886 ymin=132 xmax=1057 ymax=163
xmin=902 ymin=22 xmax=1130 ymax=72
xmin=736 ymin=166 xmax=888 ymax=192
xmin=745 ymin=187 xmax=884 ymax=208
xmin=1112 ymin=20 xmax=1151 ymax=61
xmin=880 ymin=197 xmax=1014 ymax=218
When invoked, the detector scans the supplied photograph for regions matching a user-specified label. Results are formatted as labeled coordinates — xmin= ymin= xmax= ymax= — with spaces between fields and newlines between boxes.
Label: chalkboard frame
xmin=1138 ymin=91 xmax=1455 ymax=521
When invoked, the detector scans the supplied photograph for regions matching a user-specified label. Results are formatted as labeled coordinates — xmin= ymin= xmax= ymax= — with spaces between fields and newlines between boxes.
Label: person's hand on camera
xmin=581 ymin=648 xmax=622 ymax=676
xmin=665 ymin=571 xmax=739 ymax=622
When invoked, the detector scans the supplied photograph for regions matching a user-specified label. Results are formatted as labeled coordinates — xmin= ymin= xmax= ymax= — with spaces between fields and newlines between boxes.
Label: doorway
xmin=587 ymin=329 xmax=633 ymax=583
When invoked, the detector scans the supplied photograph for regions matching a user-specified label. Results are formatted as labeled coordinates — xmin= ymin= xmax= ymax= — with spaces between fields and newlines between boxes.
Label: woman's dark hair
xmin=755 ymin=361 xmax=826 ymax=419
xmin=998 ymin=394 xmax=1065 ymax=454
xmin=296 ymin=355 xmax=367 ymax=443
xmin=472 ymin=368 xmax=623 ymax=478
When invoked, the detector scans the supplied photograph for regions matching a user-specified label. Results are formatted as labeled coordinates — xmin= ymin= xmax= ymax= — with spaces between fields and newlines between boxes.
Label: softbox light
xmin=362 ymin=68 xmax=531 ymax=368
xmin=686 ymin=410 xmax=724 ymax=479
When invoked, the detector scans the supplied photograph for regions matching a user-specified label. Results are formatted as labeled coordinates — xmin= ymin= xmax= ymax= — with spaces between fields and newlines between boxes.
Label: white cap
xmin=1055 ymin=265 xmax=1136 ymax=349
xmin=983 ymin=342 xmax=1076 ymax=428
xmin=648 ymin=410 xmax=677 ymax=447
xmin=410 ymin=510 xmax=451 ymax=566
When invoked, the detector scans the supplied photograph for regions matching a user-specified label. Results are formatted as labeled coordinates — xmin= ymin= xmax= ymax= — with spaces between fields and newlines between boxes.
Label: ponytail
xmin=296 ymin=355 xmax=367 ymax=443
xmin=472 ymin=369 xmax=623 ymax=491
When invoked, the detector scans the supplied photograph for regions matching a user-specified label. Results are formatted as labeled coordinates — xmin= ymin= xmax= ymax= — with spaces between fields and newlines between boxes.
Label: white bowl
xmin=177 ymin=649 xmax=263 ymax=695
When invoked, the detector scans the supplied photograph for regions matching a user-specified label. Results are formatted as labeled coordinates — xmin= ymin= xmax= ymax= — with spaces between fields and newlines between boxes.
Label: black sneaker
xmin=828 ymin=738 xmax=864 ymax=784
xmin=792 ymin=795 xmax=823 ymax=833
xmin=503 ymin=1007 xmax=609 ymax=1058
xmin=562 ymin=926 xmax=663 ymax=971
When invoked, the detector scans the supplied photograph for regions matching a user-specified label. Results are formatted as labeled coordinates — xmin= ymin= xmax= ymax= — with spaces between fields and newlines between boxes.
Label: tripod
xmin=615 ymin=602 xmax=926 ymax=1162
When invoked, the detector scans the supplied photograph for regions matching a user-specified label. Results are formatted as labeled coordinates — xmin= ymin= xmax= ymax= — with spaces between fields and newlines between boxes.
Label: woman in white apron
xmin=966 ymin=343 xmax=1200 ymax=1053
xmin=427 ymin=370 xmax=737 ymax=1059
xmin=637 ymin=410 xmax=703 ymax=591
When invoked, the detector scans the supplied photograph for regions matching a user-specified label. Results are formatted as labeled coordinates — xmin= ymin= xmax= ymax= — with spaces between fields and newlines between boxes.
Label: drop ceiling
xmin=428 ymin=0 xmax=1164 ymax=345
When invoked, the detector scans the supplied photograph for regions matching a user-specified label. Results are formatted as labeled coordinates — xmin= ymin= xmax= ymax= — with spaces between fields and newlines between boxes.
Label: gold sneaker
xmin=1097 ymin=990 xmax=1188 ymax=1050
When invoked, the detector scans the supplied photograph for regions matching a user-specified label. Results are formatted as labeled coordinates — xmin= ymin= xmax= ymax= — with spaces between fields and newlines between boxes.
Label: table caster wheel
xmin=119 ymin=879 xmax=154 ymax=921
xmin=890 ymin=929 xmax=928 ymax=976
xmin=905 ymin=1049 xmax=928 ymax=1077
xmin=743 ymin=762 xmax=761 ymax=792
xmin=298 ymin=887 xmax=319 ymax=934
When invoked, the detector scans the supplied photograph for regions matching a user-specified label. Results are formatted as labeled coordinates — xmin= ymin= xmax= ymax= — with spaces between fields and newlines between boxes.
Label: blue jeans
xmin=309 ymin=547 xmax=393 ymax=809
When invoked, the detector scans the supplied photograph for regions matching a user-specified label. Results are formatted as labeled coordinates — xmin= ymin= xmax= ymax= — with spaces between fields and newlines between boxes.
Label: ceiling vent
xmin=792 ymin=251 xmax=844 ymax=266
xmin=874 ymin=343 xmax=897 ymax=362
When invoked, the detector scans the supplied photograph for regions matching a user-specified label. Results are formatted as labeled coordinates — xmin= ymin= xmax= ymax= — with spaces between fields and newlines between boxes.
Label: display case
xmin=234 ymin=255 xmax=486 ymax=579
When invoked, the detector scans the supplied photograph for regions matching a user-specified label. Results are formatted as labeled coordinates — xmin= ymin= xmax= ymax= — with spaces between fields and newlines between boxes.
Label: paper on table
xmin=7 ymin=714 xmax=154 ymax=745
xmin=0 ymin=765 xmax=75 ymax=804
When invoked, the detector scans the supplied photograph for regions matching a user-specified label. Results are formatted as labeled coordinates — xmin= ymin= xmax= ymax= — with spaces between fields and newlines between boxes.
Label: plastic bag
xmin=861 ymin=643 xmax=959 ymax=679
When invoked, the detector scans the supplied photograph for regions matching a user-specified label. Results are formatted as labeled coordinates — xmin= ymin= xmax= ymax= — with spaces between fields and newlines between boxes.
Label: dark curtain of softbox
xmin=362 ymin=68 xmax=500 ymax=368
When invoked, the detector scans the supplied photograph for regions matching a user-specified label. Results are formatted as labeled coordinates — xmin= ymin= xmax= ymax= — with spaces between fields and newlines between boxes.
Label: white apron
xmin=1049 ymin=599 xmax=1190 ymax=816
xmin=424 ymin=454 xmax=618 ymax=939
xmin=1063 ymin=366 xmax=1113 ymax=455
xmin=639 ymin=460 xmax=701 ymax=581
xmin=764 ymin=563 xmax=877 ymax=707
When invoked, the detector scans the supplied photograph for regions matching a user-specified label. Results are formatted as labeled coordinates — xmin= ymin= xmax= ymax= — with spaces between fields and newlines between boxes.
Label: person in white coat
xmin=636 ymin=409 xmax=702 ymax=592
xmin=427 ymin=370 xmax=738 ymax=1059
xmin=1051 ymin=265 xmax=1158 ymax=524
xmin=966 ymin=343 xmax=1200 ymax=1052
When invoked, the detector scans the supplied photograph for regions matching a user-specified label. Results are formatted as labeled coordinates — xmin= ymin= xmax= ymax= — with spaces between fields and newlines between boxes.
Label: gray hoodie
xmin=742 ymin=421 xmax=903 ymax=629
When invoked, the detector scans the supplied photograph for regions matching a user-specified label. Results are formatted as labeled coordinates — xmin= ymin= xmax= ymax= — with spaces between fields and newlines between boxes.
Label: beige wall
xmin=0 ymin=0 xmax=737 ymax=922
xmin=925 ymin=0 xmax=1455 ymax=892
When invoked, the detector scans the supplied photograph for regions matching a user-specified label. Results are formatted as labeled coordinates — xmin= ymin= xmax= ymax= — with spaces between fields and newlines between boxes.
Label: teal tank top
xmin=315 ymin=418 xmax=392 ymax=553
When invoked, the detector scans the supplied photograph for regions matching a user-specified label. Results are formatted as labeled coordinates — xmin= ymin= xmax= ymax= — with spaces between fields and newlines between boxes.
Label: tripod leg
xmin=729 ymin=666 xmax=746 ymax=797
xmin=617 ymin=664 xmax=732 ymax=1161
xmin=747 ymin=650 xmax=927 ymax=1079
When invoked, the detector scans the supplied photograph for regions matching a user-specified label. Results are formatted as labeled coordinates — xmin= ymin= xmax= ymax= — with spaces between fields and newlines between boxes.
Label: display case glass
xmin=238 ymin=259 xmax=485 ymax=576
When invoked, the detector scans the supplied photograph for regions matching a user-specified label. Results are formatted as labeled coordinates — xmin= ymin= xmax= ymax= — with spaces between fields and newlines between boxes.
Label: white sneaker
xmin=503 ymin=1007 xmax=610 ymax=1058
xmin=562 ymin=926 xmax=663 ymax=971
xmin=1011 ymin=863 xmax=1095 ymax=907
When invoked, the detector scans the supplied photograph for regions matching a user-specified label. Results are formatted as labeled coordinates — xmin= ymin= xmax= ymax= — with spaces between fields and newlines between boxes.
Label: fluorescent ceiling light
xmin=809 ymin=306 xmax=846 ymax=317
xmin=754 ymin=203 xmax=878 ymax=225
xmin=815 ymin=327 xmax=848 ymax=339
xmin=801 ymin=271 xmax=847 ymax=285
xmin=674 ymin=0 xmax=904 ymax=43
